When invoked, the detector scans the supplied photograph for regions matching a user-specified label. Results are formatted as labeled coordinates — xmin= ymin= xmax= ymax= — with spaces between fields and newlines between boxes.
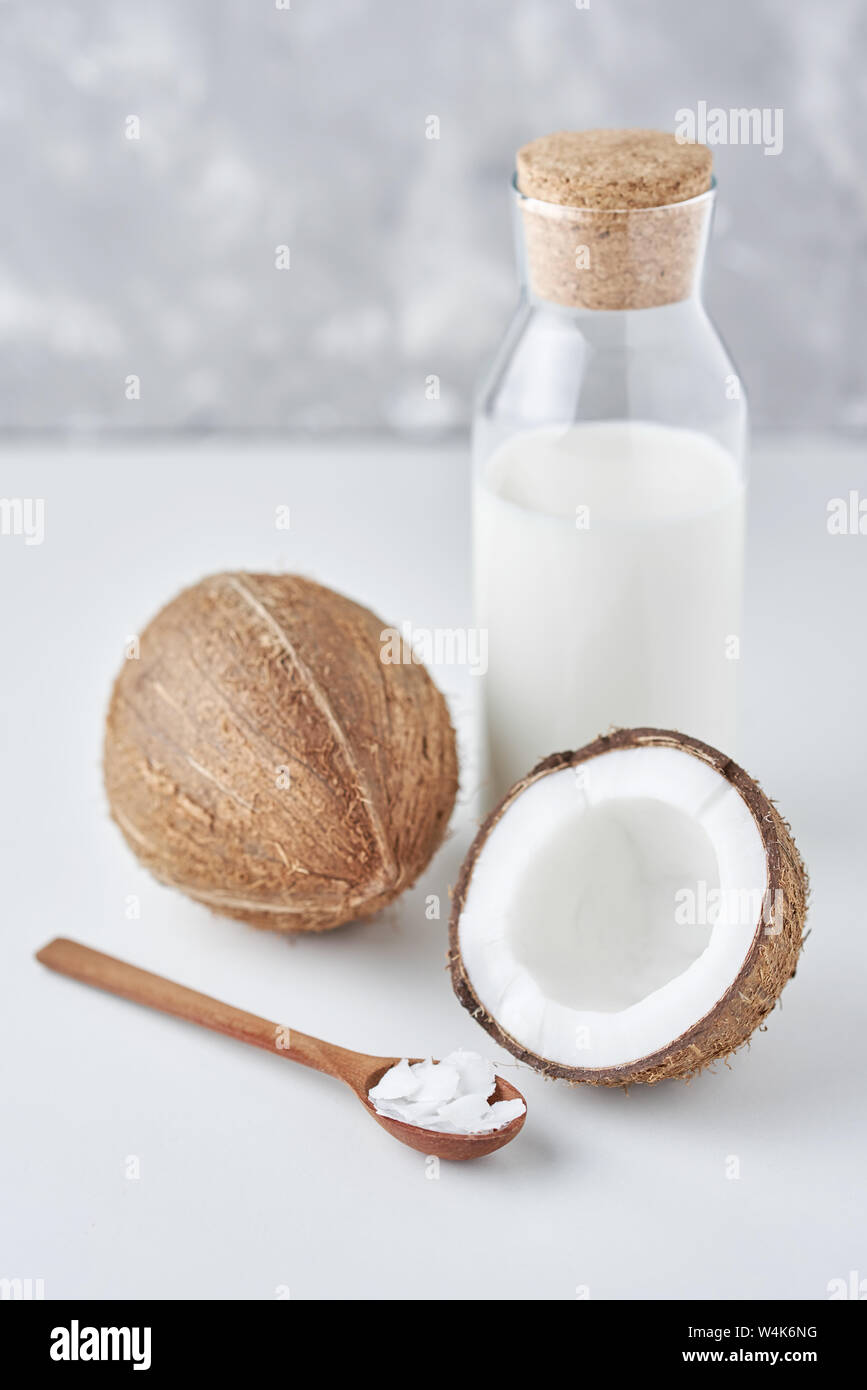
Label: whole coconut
xmin=104 ymin=573 xmax=458 ymax=931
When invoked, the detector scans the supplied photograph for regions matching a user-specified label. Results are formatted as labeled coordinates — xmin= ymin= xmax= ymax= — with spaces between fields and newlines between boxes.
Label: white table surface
xmin=1 ymin=434 xmax=865 ymax=1301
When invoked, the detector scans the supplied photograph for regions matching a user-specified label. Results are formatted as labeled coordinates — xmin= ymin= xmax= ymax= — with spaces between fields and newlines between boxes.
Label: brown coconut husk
xmin=449 ymin=728 xmax=808 ymax=1086
xmin=104 ymin=573 xmax=458 ymax=931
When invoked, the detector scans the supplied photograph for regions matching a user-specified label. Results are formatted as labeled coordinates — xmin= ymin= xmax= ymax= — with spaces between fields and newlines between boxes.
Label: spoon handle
xmin=35 ymin=937 xmax=363 ymax=1084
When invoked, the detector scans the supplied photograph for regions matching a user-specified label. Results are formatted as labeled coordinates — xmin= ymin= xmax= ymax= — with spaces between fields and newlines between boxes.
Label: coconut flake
xmin=410 ymin=1059 xmax=461 ymax=1105
xmin=436 ymin=1093 xmax=493 ymax=1131
xmin=369 ymin=1052 xmax=524 ymax=1134
xmin=480 ymin=1099 xmax=526 ymax=1131
xmin=442 ymin=1049 xmax=497 ymax=1098
xmin=368 ymin=1058 xmax=419 ymax=1102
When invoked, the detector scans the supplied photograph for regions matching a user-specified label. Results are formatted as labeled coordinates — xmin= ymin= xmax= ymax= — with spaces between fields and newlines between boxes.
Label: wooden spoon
xmin=35 ymin=938 xmax=526 ymax=1161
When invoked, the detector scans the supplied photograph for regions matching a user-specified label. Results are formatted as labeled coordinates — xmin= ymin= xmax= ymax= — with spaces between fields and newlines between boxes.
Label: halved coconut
xmin=449 ymin=729 xmax=807 ymax=1085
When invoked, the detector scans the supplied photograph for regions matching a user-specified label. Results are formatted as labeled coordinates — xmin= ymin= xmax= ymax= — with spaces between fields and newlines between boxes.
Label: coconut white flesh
xmin=459 ymin=747 xmax=768 ymax=1070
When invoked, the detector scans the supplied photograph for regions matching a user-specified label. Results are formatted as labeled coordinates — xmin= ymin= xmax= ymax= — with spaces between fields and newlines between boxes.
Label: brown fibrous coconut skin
xmin=104 ymin=573 xmax=458 ymax=932
xmin=449 ymin=728 xmax=808 ymax=1086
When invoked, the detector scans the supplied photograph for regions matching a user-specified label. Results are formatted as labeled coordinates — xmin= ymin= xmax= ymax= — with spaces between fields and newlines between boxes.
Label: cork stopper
xmin=515 ymin=129 xmax=714 ymax=310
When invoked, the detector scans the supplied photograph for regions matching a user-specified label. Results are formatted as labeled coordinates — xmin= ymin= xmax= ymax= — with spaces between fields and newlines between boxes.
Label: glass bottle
xmin=473 ymin=159 xmax=747 ymax=809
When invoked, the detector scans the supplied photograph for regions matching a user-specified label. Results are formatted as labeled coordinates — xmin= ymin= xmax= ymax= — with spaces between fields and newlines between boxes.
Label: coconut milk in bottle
xmin=473 ymin=130 xmax=748 ymax=808
xmin=475 ymin=421 xmax=744 ymax=803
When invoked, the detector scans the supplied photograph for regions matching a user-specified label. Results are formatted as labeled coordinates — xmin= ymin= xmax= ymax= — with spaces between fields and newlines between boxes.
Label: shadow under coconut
xmin=557 ymin=1047 xmax=782 ymax=1124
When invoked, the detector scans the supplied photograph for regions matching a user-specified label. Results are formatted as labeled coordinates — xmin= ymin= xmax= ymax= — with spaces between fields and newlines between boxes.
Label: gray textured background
xmin=1 ymin=0 xmax=864 ymax=435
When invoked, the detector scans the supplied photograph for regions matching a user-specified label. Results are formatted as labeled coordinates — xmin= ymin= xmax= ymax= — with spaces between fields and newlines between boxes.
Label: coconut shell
xmin=104 ymin=573 xmax=458 ymax=931
xmin=449 ymin=729 xmax=808 ymax=1085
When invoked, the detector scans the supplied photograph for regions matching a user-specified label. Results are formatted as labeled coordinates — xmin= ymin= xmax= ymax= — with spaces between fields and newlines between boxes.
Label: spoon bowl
xmin=356 ymin=1060 xmax=527 ymax=1159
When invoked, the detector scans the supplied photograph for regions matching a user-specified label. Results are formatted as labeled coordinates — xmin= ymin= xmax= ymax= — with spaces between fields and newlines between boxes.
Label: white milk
xmin=474 ymin=421 xmax=745 ymax=806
